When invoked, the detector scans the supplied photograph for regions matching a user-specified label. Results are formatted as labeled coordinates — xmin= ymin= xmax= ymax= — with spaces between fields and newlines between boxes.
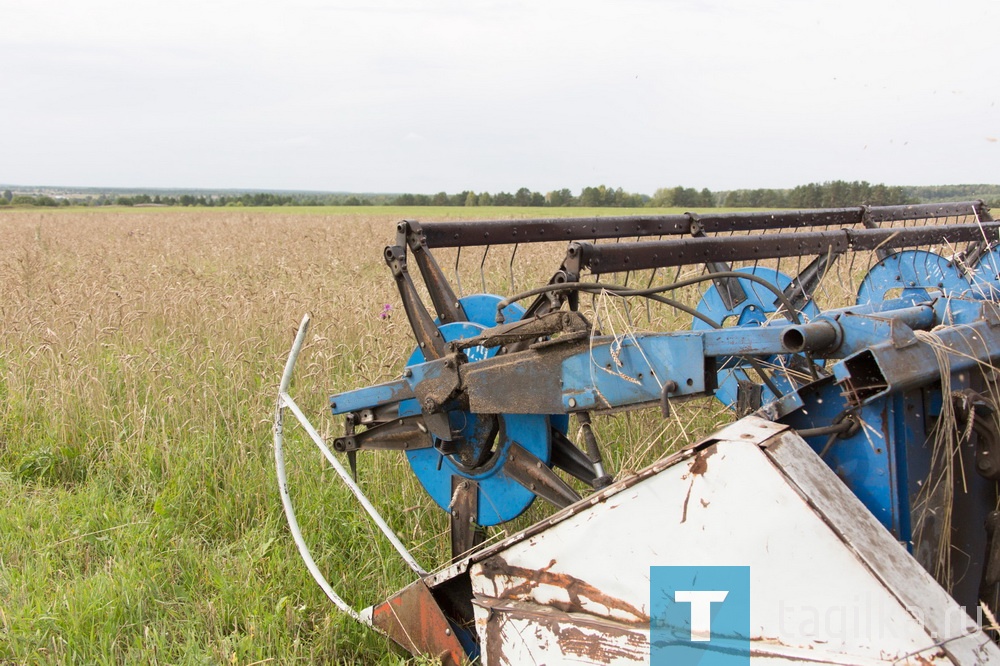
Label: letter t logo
xmin=674 ymin=590 xmax=729 ymax=641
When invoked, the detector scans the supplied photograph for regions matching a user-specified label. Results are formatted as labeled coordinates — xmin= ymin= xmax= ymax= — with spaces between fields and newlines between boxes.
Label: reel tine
xmin=480 ymin=245 xmax=490 ymax=293
xmin=643 ymin=236 xmax=664 ymax=324
xmin=348 ymin=451 xmax=358 ymax=483
xmin=509 ymin=242 xmax=518 ymax=294
xmin=454 ymin=245 xmax=463 ymax=297
xmin=344 ymin=413 xmax=359 ymax=481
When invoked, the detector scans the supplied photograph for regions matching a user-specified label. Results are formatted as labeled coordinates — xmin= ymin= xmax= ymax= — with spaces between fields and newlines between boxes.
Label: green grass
xmin=0 ymin=207 xmax=733 ymax=664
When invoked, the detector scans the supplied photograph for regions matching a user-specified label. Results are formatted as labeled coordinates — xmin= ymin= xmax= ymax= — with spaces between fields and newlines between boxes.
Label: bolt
xmin=568 ymin=397 xmax=577 ymax=408
xmin=423 ymin=397 xmax=437 ymax=411
xmin=445 ymin=628 xmax=452 ymax=636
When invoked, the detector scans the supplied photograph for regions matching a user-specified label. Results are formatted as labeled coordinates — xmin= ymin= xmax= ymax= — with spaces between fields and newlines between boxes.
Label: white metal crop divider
xmin=273 ymin=314 xmax=427 ymax=620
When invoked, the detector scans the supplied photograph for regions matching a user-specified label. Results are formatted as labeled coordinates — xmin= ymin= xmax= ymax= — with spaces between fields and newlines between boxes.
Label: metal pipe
xmin=781 ymin=320 xmax=841 ymax=353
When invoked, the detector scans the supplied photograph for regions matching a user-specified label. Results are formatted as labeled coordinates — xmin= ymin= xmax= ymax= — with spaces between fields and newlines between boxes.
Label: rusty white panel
xmin=469 ymin=417 xmax=993 ymax=665
xmin=473 ymin=598 xmax=648 ymax=665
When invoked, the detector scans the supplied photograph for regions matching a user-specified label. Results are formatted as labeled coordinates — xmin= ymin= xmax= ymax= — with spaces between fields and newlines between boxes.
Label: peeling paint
xmin=478 ymin=557 xmax=649 ymax=625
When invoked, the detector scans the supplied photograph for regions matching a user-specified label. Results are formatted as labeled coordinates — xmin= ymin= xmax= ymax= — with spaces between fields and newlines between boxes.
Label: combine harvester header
xmin=276 ymin=201 xmax=1000 ymax=664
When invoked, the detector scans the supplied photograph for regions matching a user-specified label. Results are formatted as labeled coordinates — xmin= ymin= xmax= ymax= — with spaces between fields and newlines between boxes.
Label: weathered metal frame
xmin=417 ymin=201 xmax=990 ymax=248
xmin=280 ymin=201 xmax=1000 ymax=662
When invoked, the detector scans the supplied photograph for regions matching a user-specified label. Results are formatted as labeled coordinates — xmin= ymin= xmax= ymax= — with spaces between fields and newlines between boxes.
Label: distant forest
xmin=2 ymin=182 xmax=1000 ymax=209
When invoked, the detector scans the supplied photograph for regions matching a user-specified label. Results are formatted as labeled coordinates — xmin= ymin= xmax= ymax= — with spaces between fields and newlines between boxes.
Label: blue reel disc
xmin=967 ymin=246 xmax=1000 ymax=298
xmin=692 ymin=267 xmax=820 ymax=410
xmin=400 ymin=294 xmax=564 ymax=526
xmin=857 ymin=250 xmax=966 ymax=305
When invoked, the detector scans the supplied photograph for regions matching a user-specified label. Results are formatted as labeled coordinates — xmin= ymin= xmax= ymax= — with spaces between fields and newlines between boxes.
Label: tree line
xmin=392 ymin=185 xmax=648 ymax=208
xmin=720 ymin=181 xmax=912 ymax=208
xmin=2 ymin=181 xmax=995 ymax=209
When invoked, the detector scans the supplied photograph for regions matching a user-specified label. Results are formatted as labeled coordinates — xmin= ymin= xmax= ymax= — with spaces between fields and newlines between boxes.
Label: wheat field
xmin=0 ymin=206 xmax=731 ymax=664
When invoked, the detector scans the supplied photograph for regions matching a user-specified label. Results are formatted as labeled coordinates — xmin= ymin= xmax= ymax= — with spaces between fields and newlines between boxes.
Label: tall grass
xmin=0 ymin=206 xmax=735 ymax=664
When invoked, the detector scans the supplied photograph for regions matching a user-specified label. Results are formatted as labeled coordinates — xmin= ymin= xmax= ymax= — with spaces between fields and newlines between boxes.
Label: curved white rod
xmin=274 ymin=315 xmax=426 ymax=620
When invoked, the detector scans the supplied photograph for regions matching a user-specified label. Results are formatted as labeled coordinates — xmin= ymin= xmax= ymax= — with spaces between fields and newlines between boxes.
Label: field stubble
xmin=0 ymin=207 xmax=731 ymax=664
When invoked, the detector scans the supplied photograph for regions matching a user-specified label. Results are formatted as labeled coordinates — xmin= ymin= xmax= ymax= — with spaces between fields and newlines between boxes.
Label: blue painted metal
xmin=560 ymin=333 xmax=706 ymax=411
xmin=833 ymin=308 xmax=1000 ymax=406
xmin=330 ymin=379 xmax=412 ymax=416
xmin=692 ymin=267 xmax=820 ymax=409
xmin=856 ymin=249 xmax=966 ymax=305
xmin=969 ymin=245 xmax=1000 ymax=299
xmin=778 ymin=377 xmax=902 ymax=537
xmin=400 ymin=294 xmax=557 ymax=525
xmin=402 ymin=409 xmax=551 ymax=526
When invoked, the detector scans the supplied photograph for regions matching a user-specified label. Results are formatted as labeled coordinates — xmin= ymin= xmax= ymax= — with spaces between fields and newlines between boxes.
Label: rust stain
xmin=478 ymin=557 xmax=649 ymax=624
xmin=681 ymin=483 xmax=693 ymax=523
xmin=689 ymin=446 xmax=716 ymax=476
xmin=483 ymin=606 xmax=503 ymax=666
xmin=681 ymin=447 xmax=716 ymax=523
xmin=545 ymin=621 xmax=645 ymax=664
xmin=482 ymin=600 xmax=646 ymax=665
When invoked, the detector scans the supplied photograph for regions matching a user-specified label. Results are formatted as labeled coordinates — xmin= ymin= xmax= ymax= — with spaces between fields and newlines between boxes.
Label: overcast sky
xmin=2 ymin=0 xmax=997 ymax=194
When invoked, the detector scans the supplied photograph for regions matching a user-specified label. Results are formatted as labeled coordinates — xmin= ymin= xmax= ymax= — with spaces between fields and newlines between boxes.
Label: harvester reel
xmin=401 ymin=294 xmax=564 ymax=527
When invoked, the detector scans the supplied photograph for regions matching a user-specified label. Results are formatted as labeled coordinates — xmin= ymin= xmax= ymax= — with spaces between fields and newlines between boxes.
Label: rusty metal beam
xmin=416 ymin=201 xmax=989 ymax=248
xmin=569 ymin=221 xmax=1000 ymax=274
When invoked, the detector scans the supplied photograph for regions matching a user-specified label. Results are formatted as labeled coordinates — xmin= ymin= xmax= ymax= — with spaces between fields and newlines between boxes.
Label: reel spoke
xmin=500 ymin=442 xmax=582 ymax=510
xmin=449 ymin=477 xmax=485 ymax=561
xmin=549 ymin=428 xmax=599 ymax=488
